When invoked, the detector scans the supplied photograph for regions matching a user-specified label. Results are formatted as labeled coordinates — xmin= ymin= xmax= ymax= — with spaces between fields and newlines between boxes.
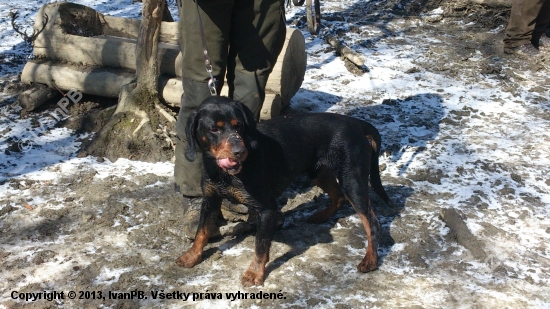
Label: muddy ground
xmin=1 ymin=0 xmax=550 ymax=308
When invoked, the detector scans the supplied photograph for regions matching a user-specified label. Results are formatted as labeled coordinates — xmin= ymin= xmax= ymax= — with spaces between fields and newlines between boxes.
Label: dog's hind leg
xmin=365 ymin=134 xmax=392 ymax=207
xmin=175 ymin=196 xmax=222 ymax=268
xmin=307 ymin=168 xmax=345 ymax=223
xmin=242 ymin=208 xmax=279 ymax=286
xmin=341 ymin=168 xmax=380 ymax=273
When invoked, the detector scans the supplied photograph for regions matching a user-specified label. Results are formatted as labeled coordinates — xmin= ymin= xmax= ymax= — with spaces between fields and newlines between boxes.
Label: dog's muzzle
xmin=216 ymin=133 xmax=247 ymax=175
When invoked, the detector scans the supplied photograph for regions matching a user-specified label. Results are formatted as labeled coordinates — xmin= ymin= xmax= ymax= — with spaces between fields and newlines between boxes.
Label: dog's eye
xmin=210 ymin=128 xmax=219 ymax=133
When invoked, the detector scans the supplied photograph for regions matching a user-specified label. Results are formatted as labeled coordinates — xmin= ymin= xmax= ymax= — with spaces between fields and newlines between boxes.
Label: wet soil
xmin=1 ymin=0 xmax=550 ymax=308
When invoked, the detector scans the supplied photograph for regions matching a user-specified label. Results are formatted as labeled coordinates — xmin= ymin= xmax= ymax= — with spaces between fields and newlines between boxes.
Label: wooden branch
xmin=155 ymin=103 xmax=176 ymax=123
xmin=440 ymin=208 xmax=488 ymax=260
xmin=325 ymin=35 xmax=366 ymax=68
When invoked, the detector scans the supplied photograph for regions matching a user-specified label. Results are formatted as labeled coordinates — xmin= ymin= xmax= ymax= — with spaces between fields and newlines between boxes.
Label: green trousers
xmin=174 ymin=0 xmax=286 ymax=197
xmin=503 ymin=0 xmax=550 ymax=48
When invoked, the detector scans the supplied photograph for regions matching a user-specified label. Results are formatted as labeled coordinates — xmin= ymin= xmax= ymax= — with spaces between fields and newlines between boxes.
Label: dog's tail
xmin=364 ymin=127 xmax=393 ymax=208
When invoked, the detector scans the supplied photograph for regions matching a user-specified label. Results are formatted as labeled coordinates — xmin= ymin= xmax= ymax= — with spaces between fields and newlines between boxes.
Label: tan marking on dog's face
xmin=216 ymin=121 xmax=225 ymax=128
xmin=230 ymin=119 xmax=238 ymax=126
xmin=209 ymin=138 xmax=233 ymax=159
xmin=201 ymin=135 xmax=208 ymax=142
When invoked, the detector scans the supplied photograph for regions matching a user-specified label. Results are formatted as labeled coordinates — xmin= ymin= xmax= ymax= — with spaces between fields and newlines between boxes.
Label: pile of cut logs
xmin=20 ymin=2 xmax=306 ymax=120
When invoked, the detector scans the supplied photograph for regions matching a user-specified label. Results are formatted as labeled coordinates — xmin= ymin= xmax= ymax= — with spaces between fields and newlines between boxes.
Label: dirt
xmin=1 ymin=0 xmax=550 ymax=308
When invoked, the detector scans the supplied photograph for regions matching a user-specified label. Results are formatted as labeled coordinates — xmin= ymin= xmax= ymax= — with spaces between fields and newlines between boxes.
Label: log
xmin=33 ymin=3 xmax=176 ymax=43
xmin=260 ymin=93 xmax=282 ymax=121
xmin=266 ymin=28 xmax=306 ymax=109
xmin=158 ymin=75 xmax=182 ymax=106
xmin=21 ymin=60 xmax=135 ymax=98
xmin=33 ymin=35 xmax=182 ymax=77
xmin=18 ymin=84 xmax=61 ymax=111
xmin=21 ymin=60 xmax=279 ymax=118
xmin=102 ymin=15 xmax=179 ymax=45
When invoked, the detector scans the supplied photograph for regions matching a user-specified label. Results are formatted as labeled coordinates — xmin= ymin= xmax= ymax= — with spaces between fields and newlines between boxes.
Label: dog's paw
xmin=357 ymin=257 xmax=378 ymax=273
xmin=241 ymin=269 xmax=264 ymax=287
xmin=175 ymin=251 xmax=202 ymax=268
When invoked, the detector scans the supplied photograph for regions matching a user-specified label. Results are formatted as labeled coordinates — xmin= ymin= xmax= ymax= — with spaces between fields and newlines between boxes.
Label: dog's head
xmin=185 ymin=96 xmax=258 ymax=175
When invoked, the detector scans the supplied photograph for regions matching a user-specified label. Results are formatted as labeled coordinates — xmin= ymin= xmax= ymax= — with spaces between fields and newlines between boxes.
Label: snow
xmin=1 ymin=0 xmax=550 ymax=308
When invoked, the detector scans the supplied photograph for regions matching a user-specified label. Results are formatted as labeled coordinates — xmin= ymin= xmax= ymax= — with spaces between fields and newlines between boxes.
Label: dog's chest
xmin=204 ymin=176 xmax=252 ymax=205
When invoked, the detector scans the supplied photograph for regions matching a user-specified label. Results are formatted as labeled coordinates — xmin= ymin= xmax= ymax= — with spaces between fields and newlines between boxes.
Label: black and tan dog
xmin=176 ymin=96 xmax=392 ymax=286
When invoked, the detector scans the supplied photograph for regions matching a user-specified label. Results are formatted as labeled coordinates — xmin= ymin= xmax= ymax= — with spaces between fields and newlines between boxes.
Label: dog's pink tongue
xmin=218 ymin=158 xmax=237 ymax=169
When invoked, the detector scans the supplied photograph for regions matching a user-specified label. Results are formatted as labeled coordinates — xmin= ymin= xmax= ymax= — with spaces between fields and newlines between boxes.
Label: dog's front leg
xmin=242 ymin=208 xmax=279 ymax=287
xmin=176 ymin=196 xmax=222 ymax=268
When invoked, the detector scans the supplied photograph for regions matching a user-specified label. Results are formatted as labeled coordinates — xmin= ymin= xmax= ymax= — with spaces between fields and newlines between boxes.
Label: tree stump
xmin=81 ymin=0 xmax=175 ymax=163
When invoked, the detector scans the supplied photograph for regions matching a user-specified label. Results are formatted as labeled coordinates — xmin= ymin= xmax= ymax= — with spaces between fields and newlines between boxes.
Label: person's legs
xmin=532 ymin=0 xmax=550 ymax=48
xmin=175 ymin=0 xmax=233 ymax=238
xmin=226 ymin=0 xmax=286 ymax=118
xmin=222 ymin=0 xmax=288 ymax=233
xmin=178 ymin=0 xmax=232 ymax=87
xmin=175 ymin=0 xmax=234 ymax=195
xmin=504 ymin=0 xmax=547 ymax=49
xmin=175 ymin=0 xmax=287 ymax=239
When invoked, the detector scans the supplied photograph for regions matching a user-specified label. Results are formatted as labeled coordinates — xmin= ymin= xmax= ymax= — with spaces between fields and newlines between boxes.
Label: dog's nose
xmin=228 ymin=133 xmax=246 ymax=158
xmin=232 ymin=147 xmax=246 ymax=158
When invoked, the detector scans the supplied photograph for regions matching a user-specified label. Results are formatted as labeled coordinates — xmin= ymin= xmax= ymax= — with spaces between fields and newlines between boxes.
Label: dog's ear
xmin=184 ymin=111 xmax=199 ymax=161
xmin=234 ymin=101 xmax=259 ymax=149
